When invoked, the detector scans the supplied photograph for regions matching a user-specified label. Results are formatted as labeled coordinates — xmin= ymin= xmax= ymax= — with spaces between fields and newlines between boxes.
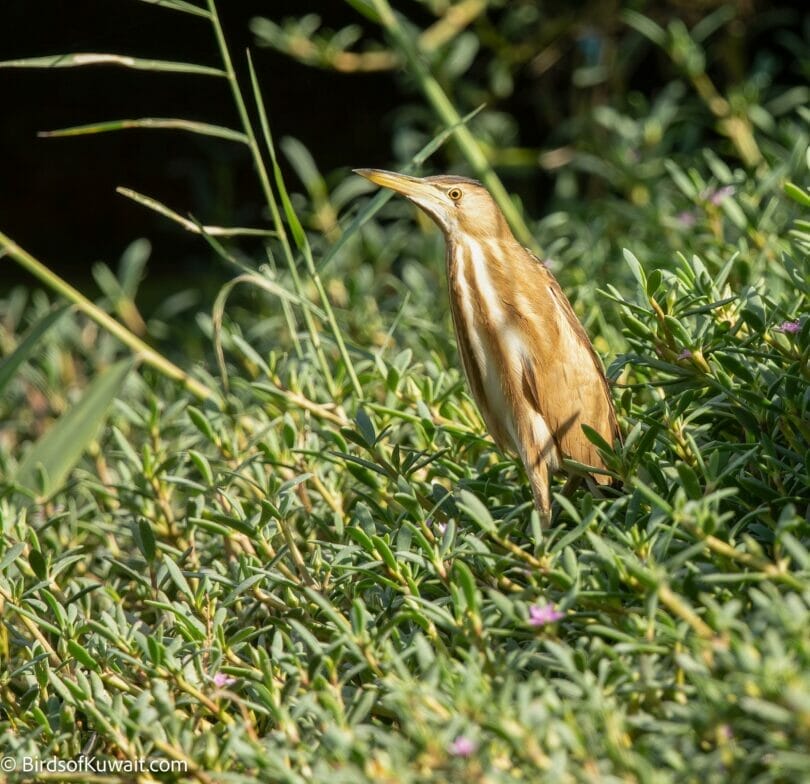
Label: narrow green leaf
xmin=28 ymin=550 xmax=47 ymax=580
xmin=15 ymin=359 xmax=133 ymax=498
xmin=67 ymin=640 xmax=100 ymax=671
xmin=784 ymin=181 xmax=810 ymax=208
xmin=288 ymin=619 xmax=325 ymax=657
xmin=117 ymin=188 xmax=274 ymax=237
xmin=665 ymin=159 xmax=698 ymax=199
xmin=119 ymin=238 xmax=151 ymax=299
xmin=355 ymin=408 xmax=376 ymax=446
xmin=581 ymin=424 xmax=613 ymax=454
xmin=621 ymin=310 xmax=653 ymax=338
xmin=135 ymin=519 xmax=157 ymax=563
xmin=188 ymin=450 xmax=214 ymax=486
xmin=0 ymin=53 xmax=225 ymax=78
xmin=623 ymin=249 xmax=647 ymax=291
xmin=162 ymin=557 xmax=193 ymax=599
xmin=371 ymin=535 xmax=398 ymax=572
xmin=346 ymin=526 xmax=376 ymax=554
xmin=282 ymin=136 xmax=326 ymax=196
xmin=453 ymin=560 xmax=479 ymax=613
xmin=0 ymin=305 xmax=69 ymax=394
xmin=622 ymin=10 xmax=667 ymax=46
xmin=332 ymin=450 xmax=388 ymax=477
xmin=663 ymin=315 xmax=693 ymax=347
xmin=278 ymin=473 xmax=313 ymax=496
xmin=456 ymin=490 xmax=496 ymax=533
xmin=187 ymin=406 xmax=217 ymax=444
xmin=319 ymin=105 xmax=484 ymax=272
xmin=343 ymin=0 xmax=380 ymax=22
xmin=646 ymin=268 xmax=662 ymax=297
xmin=40 ymin=118 xmax=247 ymax=144
xmin=676 ymin=462 xmax=702 ymax=500
xmin=0 ymin=543 xmax=26 ymax=572
xmin=131 ymin=0 xmax=211 ymax=18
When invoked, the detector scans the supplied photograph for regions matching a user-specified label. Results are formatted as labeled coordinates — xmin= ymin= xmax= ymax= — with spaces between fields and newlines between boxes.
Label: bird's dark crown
xmin=422 ymin=174 xmax=483 ymax=188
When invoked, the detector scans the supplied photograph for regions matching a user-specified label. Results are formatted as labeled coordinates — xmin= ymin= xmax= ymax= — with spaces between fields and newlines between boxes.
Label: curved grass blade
xmin=0 ymin=305 xmax=69 ymax=394
xmin=39 ymin=118 xmax=247 ymax=144
xmin=14 ymin=359 xmax=134 ymax=499
xmin=0 ymin=54 xmax=225 ymax=78
xmin=246 ymin=51 xmax=362 ymax=397
xmin=211 ymin=272 xmax=329 ymax=391
xmin=319 ymin=105 xmax=484 ymax=272
xmin=116 ymin=187 xmax=275 ymax=237
xmin=206 ymin=0 xmax=338 ymax=398
xmin=0 ymin=230 xmax=213 ymax=401
xmin=132 ymin=0 xmax=210 ymax=18
xmin=368 ymin=0 xmax=540 ymax=254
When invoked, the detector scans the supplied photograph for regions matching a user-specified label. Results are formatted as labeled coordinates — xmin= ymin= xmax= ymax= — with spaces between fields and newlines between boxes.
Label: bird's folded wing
xmin=520 ymin=265 xmax=618 ymax=481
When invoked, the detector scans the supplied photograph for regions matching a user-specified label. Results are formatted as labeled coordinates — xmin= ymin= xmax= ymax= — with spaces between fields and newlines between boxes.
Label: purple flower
xmin=213 ymin=672 xmax=236 ymax=688
xmin=676 ymin=210 xmax=697 ymax=227
xmin=528 ymin=603 xmax=564 ymax=626
xmin=719 ymin=724 xmax=734 ymax=740
xmin=710 ymin=185 xmax=735 ymax=204
xmin=677 ymin=349 xmax=692 ymax=360
xmin=449 ymin=735 xmax=477 ymax=757
xmin=703 ymin=185 xmax=735 ymax=205
xmin=775 ymin=319 xmax=801 ymax=334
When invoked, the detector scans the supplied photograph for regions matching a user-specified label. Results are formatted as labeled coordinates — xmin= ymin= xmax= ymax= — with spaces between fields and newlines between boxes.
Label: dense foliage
xmin=0 ymin=1 xmax=808 ymax=781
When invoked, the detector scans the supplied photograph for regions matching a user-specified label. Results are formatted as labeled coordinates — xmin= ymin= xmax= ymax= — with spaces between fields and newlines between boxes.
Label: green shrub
xmin=0 ymin=1 xmax=808 ymax=781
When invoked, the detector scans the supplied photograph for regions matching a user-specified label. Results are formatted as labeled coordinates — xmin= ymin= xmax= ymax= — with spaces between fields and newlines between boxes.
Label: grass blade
xmin=205 ymin=0 xmax=338 ymax=398
xmin=39 ymin=118 xmax=247 ymax=144
xmin=0 ymin=230 xmax=213 ymax=401
xmin=368 ymin=0 xmax=540 ymax=255
xmin=116 ymin=187 xmax=275 ymax=237
xmin=0 ymin=305 xmax=69 ymax=394
xmin=245 ymin=51 xmax=362 ymax=398
xmin=319 ymin=105 xmax=484 ymax=272
xmin=14 ymin=359 xmax=134 ymax=498
xmin=131 ymin=0 xmax=211 ymax=18
xmin=0 ymin=53 xmax=225 ymax=78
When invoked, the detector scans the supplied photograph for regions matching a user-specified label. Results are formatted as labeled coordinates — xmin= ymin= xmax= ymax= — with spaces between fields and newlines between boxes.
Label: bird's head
xmin=354 ymin=169 xmax=508 ymax=242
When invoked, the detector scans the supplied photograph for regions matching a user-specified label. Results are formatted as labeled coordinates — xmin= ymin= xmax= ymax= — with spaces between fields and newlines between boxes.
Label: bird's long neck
xmin=444 ymin=232 xmax=521 ymax=448
xmin=444 ymin=227 xmax=519 ymax=326
xmin=446 ymin=235 xmax=493 ymax=332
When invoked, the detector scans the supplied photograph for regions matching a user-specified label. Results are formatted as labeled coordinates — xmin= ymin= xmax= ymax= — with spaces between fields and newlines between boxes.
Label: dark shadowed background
xmin=1 ymin=1 xmax=407 ymax=289
xmin=1 ymin=0 xmax=805 ymax=292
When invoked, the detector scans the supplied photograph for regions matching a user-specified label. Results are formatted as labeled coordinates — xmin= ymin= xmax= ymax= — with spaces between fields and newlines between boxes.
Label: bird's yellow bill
xmin=353 ymin=168 xmax=430 ymax=199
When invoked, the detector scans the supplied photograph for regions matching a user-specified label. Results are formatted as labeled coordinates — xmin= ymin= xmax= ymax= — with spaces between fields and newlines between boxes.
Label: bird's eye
xmin=447 ymin=187 xmax=463 ymax=202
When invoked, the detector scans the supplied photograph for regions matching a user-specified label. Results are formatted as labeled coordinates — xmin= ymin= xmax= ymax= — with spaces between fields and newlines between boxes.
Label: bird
xmin=354 ymin=169 xmax=619 ymax=525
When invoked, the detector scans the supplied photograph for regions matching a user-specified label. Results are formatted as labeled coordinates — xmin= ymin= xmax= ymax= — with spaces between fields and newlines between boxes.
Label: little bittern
xmin=355 ymin=169 xmax=618 ymax=524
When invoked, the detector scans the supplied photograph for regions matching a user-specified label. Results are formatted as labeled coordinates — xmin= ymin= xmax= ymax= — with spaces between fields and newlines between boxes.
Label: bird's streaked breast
xmin=446 ymin=237 xmax=557 ymax=472
xmin=448 ymin=241 xmax=508 ymax=444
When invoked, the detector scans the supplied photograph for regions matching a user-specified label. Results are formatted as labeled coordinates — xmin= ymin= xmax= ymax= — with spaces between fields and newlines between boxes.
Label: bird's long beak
xmin=353 ymin=168 xmax=432 ymax=200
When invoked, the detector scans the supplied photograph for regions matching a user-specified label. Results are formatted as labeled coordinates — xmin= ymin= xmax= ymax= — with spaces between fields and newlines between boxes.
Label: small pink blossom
xmin=528 ymin=603 xmax=564 ymax=626
xmin=437 ymin=522 xmax=448 ymax=535
xmin=213 ymin=672 xmax=236 ymax=688
xmin=676 ymin=210 xmax=697 ymax=227
xmin=449 ymin=735 xmax=477 ymax=757
xmin=703 ymin=185 xmax=735 ymax=205
xmin=677 ymin=349 xmax=692 ymax=360
xmin=775 ymin=319 xmax=801 ymax=334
